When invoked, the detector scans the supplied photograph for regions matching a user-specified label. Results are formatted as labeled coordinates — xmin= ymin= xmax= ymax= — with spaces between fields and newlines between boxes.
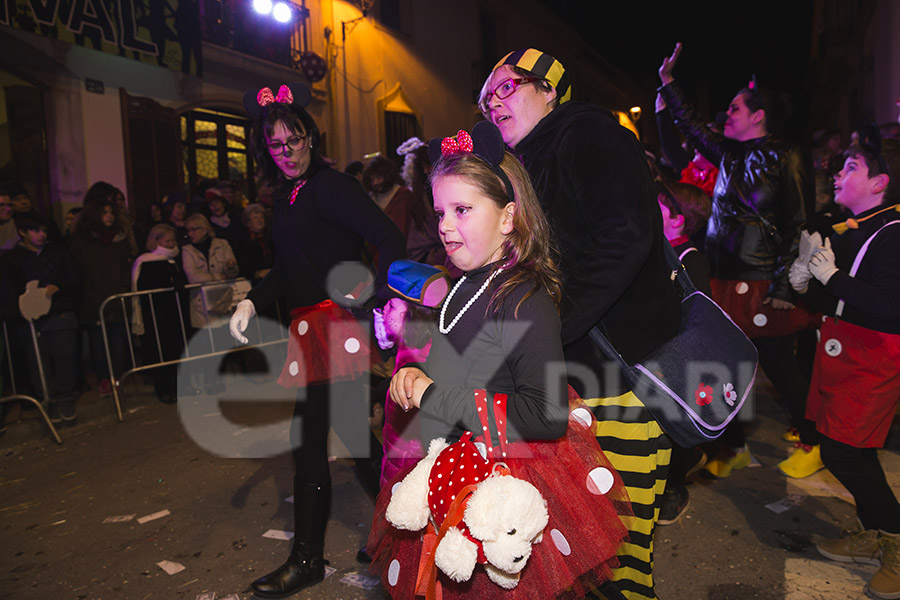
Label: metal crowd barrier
xmin=99 ymin=277 xmax=287 ymax=421
xmin=0 ymin=320 xmax=63 ymax=444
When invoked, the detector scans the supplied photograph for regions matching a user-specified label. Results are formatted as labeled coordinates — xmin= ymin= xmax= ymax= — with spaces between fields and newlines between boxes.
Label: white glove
xmin=229 ymin=299 xmax=256 ymax=344
xmin=789 ymin=259 xmax=813 ymax=294
xmin=798 ymin=230 xmax=822 ymax=266
xmin=809 ymin=238 xmax=839 ymax=285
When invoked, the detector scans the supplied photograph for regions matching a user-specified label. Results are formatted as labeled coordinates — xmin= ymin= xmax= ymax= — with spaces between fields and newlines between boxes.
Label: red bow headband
xmin=242 ymin=82 xmax=312 ymax=118
xmin=428 ymin=122 xmax=514 ymax=203
xmin=257 ymin=85 xmax=294 ymax=107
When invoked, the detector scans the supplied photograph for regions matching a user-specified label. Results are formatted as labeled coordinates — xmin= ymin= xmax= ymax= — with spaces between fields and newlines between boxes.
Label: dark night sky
xmin=546 ymin=1 xmax=817 ymax=139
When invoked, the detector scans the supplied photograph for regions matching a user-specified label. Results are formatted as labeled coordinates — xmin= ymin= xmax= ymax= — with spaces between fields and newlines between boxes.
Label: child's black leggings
xmin=820 ymin=434 xmax=900 ymax=534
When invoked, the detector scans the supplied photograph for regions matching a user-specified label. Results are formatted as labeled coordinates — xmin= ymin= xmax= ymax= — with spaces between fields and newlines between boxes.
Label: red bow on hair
xmin=257 ymin=85 xmax=294 ymax=107
xmin=441 ymin=129 xmax=474 ymax=155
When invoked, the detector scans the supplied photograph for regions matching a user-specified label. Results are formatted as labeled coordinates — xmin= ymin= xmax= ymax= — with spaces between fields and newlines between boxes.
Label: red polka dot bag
xmin=367 ymin=387 xmax=631 ymax=600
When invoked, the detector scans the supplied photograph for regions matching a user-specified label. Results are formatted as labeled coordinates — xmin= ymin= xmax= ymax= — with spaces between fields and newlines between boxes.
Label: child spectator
xmin=70 ymin=194 xmax=134 ymax=397
xmin=655 ymin=181 xmax=712 ymax=526
xmin=0 ymin=213 xmax=82 ymax=424
xmin=790 ymin=130 xmax=900 ymax=600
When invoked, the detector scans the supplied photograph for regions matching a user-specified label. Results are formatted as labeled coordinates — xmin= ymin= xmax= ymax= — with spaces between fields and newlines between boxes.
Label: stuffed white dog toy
xmin=386 ymin=436 xmax=549 ymax=589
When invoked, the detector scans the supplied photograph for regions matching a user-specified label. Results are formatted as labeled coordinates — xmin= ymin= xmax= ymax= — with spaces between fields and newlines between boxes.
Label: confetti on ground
xmin=284 ymin=495 xmax=294 ymax=503
xmin=195 ymin=592 xmax=216 ymax=600
xmin=103 ymin=514 xmax=137 ymax=524
xmin=156 ymin=560 xmax=186 ymax=575
xmin=262 ymin=529 xmax=294 ymax=541
xmin=766 ymin=493 xmax=806 ymax=514
xmin=340 ymin=572 xmax=380 ymax=590
xmin=325 ymin=565 xmax=337 ymax=578
xmin=138 ymin=509 xmax=171 ymax=524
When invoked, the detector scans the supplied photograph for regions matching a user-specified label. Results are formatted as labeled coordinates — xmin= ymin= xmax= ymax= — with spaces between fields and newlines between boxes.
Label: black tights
xmin=820 ymin=435 xmax=900 ymax=534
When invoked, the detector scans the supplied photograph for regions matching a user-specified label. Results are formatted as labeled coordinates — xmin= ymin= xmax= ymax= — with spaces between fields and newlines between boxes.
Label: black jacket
xmin=514 ymin=102 xmax=681 ymax=396
xmin=0 ymin=242 xmax=82 ymax=320
xmin=659 ymin=82 xmax=813 ymax=302
xmin=247 ymin=165 xmax=405 ymax=312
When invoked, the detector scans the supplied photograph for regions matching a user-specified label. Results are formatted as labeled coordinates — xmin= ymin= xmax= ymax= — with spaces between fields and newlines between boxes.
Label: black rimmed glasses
xmin=480 ymin=77 xmax=539 ymax=111
xmin=267 ymin=135 xmax=308 ymax=155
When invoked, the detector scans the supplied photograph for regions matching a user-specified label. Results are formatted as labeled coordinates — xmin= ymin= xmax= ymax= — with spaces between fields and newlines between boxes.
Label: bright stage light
xmin=253 ymin=0 xmax=273 ymax=15
xmin=273 ymin=2 xmax=293 ymax=23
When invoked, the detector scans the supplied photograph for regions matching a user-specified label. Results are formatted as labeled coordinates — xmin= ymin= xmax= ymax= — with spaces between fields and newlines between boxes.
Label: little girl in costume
xmin=368 ymin=121 xmax=630 ymax=599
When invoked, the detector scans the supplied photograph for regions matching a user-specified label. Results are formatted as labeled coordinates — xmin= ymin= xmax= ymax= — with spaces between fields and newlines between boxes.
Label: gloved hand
xmin=809 ymin=238 xmax=839 ymax=285
xmin=229 ymin=299 xmax=256 ymax=344
xmin=789 ymin=259 xmax=813 ymax=293
xmin=798 ymin=230 xmax=823 ymax=266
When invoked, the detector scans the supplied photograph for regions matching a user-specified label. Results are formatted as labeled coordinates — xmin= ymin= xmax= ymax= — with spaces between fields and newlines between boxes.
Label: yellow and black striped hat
xmin=493 ymin=48 xmax=571 ymax=104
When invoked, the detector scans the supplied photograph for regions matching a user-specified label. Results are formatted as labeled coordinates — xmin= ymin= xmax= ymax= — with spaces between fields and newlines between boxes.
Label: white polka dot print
xmin=571 ymin=408 xmax=592 ymax=428
xmin=735 ymin=282 xmax=749 ymax=295
xmin=752 ymin=313 xmax=768 ymax=327
xmin=388 ymin=559 xmax=400 ymax=586
xmin=297 ymin=320 xmax=309 ymax=335
xmin=551 ymin=529 xmax=571 ymax=556
xmin=289 ymin=361 xmax=299 ymax=376
xmin=586 ymin=467 xmax=614 ymax=495
xmin=344 ymin=337 xmax=360 ymax=353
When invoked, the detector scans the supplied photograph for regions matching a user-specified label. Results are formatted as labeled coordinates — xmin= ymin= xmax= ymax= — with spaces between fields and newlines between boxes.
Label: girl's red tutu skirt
xmin=367 ymin=402 xmax=631 ymax=599
xmin=277 ymin=300 xmax=375 ymax=388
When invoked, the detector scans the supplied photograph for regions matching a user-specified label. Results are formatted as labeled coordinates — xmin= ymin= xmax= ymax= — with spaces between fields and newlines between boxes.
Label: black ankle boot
xmin=250 ymin=481 xmax=331 ymax=598
xmin=250 ymin=540 xmax=326 ymax=598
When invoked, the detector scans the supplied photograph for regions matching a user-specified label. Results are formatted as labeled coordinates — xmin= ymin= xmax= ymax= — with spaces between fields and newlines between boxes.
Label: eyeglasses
xmin=266 ymin=135 xmax=308 ymax=155
xmin=480 ymin=77 xmax=539 ymax=111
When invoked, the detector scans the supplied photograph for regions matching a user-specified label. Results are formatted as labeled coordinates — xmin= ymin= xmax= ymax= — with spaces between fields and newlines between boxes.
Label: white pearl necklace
xmin=439 ymin=268 xmax=504 ymax=335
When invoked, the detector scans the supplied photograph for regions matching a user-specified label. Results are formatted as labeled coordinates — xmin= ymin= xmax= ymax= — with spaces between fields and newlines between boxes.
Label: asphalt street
xmin=2 ymin=370 xmax=898 ymax=600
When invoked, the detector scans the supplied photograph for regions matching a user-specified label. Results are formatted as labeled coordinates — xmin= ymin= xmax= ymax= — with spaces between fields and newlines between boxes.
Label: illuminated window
xmin=180 ymin=108 xmax=254 ymax=200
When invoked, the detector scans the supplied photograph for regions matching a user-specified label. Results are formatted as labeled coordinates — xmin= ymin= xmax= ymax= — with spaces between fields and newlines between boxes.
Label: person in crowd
xmin=480 ymin=48 xmax=681 ymax=600
xmin=0 ymin=213 xmax=81 ymax=424
xmin=363 ymin=156 xmax=415 ymax=240
xmin=790 ymin=130 xmax=900 ymax=600
xmin=344 ymin=160 xmax=364 ymax=184
xmin=657 ymin=43 xmax=820 ymax=480
xmin=63 ymin=207 xmax=82 ymax=241
xmin=0 ymin=185 xmax=17 ymax=253
xmin=131 ymin=223 xmax=189 ymax=404
xmin=70 ymin=193 xmax=134 ymax=397
xmin=655 ymin=182 xmax=712 ymax=527
xmin=162 ymin=192 xmax=190 ymax=246
xmin=181 ymin=213 xmax=239 ymax=394
xmin=371 ymin=122 xmax=630 ymax=599
xmin=395 ymin=137 xmax=458 ymax=276
xmin=228 ymin=82 xmax=405 ymax=598
xmin=235 ymin=203 xmax=274 ymax=283
xmin=7 ymin=184 xmax=64 ymax=244
xmin=206 ymin=188 xmax=242 ymax=247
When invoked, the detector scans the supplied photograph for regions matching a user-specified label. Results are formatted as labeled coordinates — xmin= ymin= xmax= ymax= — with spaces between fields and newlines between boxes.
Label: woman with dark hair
xmin=229 ymin=83 xmax=405 ymax=598
xmin=235 ymin=203 xmax=274 ymax=283
xmin=362 ymin=155 xmax=414 ymax=240
xmin=70 ymin=190 xmax=135 ymax=396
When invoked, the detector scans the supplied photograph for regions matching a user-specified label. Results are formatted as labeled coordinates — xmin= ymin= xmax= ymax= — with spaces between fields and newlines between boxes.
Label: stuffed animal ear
xmin=471 ymin=120 xmax=506 ymax=166
xmin=434 ymin=528 xmax=478 ymax=583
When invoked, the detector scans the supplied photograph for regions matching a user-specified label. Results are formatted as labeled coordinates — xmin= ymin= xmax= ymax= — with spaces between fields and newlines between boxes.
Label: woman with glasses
xmin=229 ymin=83 xmax=405 ymax=598
xmin=480 ymin=49 xmax=682 ymax=600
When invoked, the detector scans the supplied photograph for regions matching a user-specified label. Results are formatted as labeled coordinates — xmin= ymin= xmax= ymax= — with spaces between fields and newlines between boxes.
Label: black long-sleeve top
xmin=803 ymin=204 xmax=900 ymax=333
xmin=0 ymin=242 xmax=82 ymax=319
xmin=658 ymin=82 xmax=813 ymax=302
xmin=416 ymin=265 xmax=569 ymax=447
xmin=246 ymin=165 xmax=406 ymax=312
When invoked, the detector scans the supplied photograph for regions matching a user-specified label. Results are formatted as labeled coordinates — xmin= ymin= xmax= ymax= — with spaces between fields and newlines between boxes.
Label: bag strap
xmin=590 ymin=240 xmax=695 ymax=367
xmin=474 ymin=389 xmax=510 ymax=459
xmin=835 ymin=219 xmax=900 ymax=317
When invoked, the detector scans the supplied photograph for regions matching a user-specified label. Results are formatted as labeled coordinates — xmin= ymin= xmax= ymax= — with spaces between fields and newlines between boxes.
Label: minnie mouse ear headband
xmin=493 ymin=48 xmax=571 ymax=104
xmin=242 ymin=83 xmax=311 ymax=118
xmin=427 ymin=121 xmax=514 ymax=203
xmin=388 ymin=260 xmax=452 ymax=308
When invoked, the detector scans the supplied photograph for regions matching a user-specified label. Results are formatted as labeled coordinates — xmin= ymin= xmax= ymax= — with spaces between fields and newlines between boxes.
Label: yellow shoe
xmin=782 ymin=427 xmax=801 ymax=443
xmin=703 ymin=445 xmax=751 ymax=479
xmin=777 ymin=443 xmax=825 ymax=479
